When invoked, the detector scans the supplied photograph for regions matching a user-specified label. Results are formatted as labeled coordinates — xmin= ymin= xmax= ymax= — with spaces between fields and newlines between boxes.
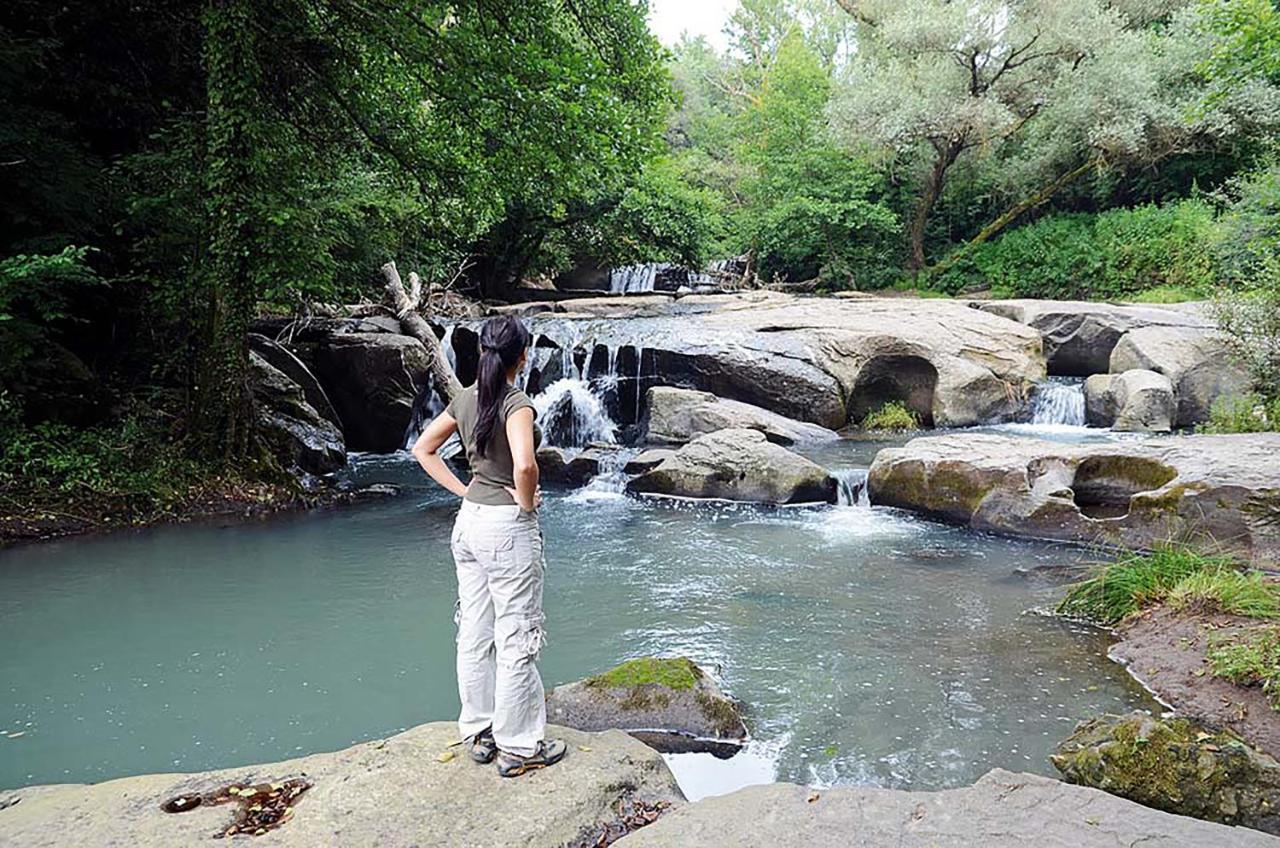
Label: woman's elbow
xmin=514 ymin=459 xmax=538 ymax=478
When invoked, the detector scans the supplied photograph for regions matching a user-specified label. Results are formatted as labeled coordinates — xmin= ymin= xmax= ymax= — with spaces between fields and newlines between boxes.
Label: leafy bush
xmin=1198 ymin=392 xmax=1280 ymax=433
xmin=860 ymin=401 xmax=919 ymax=432
xmin=1056 ymin=546 xmax=1274 ymax=625
xmin=933 ymin=200 xmax=1217 ymax=299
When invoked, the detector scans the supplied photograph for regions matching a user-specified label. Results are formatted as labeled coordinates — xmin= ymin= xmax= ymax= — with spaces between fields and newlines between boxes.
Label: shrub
xmin=1198 ymin=392 xmax=1279 ymax=433
xmin=933 ymin=200 xmax=1217 ymax=300
xmin=860 ymin=401 xmax=919 ymax=432
xmin=1056 ymin=546 xmax=1275 ymax=625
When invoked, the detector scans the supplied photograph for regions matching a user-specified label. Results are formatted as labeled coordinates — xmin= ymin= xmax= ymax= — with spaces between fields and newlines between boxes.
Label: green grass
xmin=584 ymin=657 xmax=703 ymax=691
xmin=1208 ymin=626 xmax=1280 ymax=710
xmin=860 ymin=401 xmax=920 ymax=432
xmin=1056 ymin=546 xmax=1278 ymax=626
xmin=1198 ymin=393 xmax=1280 ymax=434
xmin=1122 ymin=285 xmax=1207 ymax=304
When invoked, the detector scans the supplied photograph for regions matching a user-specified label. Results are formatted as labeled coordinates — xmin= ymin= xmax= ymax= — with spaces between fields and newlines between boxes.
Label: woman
xmin=412 ymin=314 xmax=566 ymax=777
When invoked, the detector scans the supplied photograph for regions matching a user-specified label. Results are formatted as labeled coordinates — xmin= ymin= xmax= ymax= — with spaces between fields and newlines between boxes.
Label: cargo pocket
xmin=519 ymin=613 xmax=547 ymax=662
xmin=452 ymin=598 xmax=463 ymax=643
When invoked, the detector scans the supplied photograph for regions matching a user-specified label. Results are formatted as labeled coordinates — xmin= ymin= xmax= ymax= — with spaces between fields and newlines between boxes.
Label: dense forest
xmin=2 ymin=0 xmax=1278 ymax=534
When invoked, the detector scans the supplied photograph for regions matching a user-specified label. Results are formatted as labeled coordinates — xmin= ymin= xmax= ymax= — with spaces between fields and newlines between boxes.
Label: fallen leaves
xmin=436 ymin=750 xmax=456 ymax=764
xmin=160 ymin=777 xmax=311 ymax=839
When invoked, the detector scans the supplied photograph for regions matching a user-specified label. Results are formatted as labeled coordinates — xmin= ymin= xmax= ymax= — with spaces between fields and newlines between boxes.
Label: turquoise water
xmin=0 ymin=445 xmax=1153 ymax=795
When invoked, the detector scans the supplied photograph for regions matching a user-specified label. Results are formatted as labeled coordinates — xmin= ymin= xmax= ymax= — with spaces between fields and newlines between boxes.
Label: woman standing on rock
xmin=412 ymin=314 xmax=566 ymax=777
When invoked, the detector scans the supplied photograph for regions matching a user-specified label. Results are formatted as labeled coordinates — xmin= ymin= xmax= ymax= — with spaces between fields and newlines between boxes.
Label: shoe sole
xmin=498 ymin=754 xmax=565 ymax=778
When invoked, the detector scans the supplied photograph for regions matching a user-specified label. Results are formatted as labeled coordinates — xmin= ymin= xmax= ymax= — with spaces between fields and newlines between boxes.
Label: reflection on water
xmin=0 ymin=448 xmax=1153 ymax=795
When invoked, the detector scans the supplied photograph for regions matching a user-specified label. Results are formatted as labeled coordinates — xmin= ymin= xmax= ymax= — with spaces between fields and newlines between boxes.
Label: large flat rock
xmin=0 ymin=723 xmax=682 ymax=848
xmin=867 ymin=433 xmax=1280 ymax=564
xmin=614 ymin=768 xmax=1279 ymax=847
xmin=516 ymin=293 xmax=1045 ymax=429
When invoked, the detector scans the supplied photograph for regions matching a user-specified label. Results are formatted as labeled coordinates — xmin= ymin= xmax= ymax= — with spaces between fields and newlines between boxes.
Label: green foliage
xmin=860 ymin=401 xmax=920 ymax=432
xmin=932 ymin=201 xmax=1217 ymax=299
xmin=1056 ymin=547 xmax=1275 ymax=626
xmin=1208 ymin=625 xmax=1280 ymax=709
xmin=1198 ymin=393 xmax=1280 ymax=433
xmin=0 ymin=247 xmax=99 ymax=393
xmin=1197 ymin=0 xmax=1280 ymax=96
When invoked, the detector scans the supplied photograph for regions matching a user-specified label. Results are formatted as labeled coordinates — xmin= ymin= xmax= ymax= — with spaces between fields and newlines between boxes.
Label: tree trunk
xmin=193 ymin=0 xmax=260 ymax=463
xmin=381 ymin=261 xmax=462 ymax=402
xmin=906 ymin=142 xmax=961 ymax=272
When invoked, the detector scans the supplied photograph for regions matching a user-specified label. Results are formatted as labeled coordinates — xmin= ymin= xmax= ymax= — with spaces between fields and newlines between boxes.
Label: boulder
xmin=1052 ymin=712 xmax=1280 ymax=834
xmin=0 ymin=722 xmax=683 ymax=848
xmin=615 ymin=768 xmax=1280 ymax=848
xmin=624 ymin=448 xmax=677 ymax=474
xmin=643 ymin=387 xmax=837 ymax=446
xmin=521 ymin=293 xmax=1044 ymax=430
xmin=975 ymin=299 xmax=1211 ymax=376
xmin=1110 ymin=325 xmax=1252 ymax=427
xmin=250 ymin=353 xmax=346 ymax=476
xmin=547 ymin=657 xmax=747 ymax=756
xmin=627 ymin=429 xmax=836 ymax=505
xmin=308 ymin=333 xmax=430 ymax=452
xmin=248 ymin=334 xmax=342 ymax=430
xmin=537 ymin=445 xmax=615 ymax=486
xmin=1083 ymin=369 xmax=1176 ymax=432
xmin=866 ymin=432 xmax=1280 ymax=564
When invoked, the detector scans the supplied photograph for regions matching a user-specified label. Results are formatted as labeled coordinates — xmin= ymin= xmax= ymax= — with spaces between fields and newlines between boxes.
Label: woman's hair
xmin=474 ymin=314 xmax=532 ymax=457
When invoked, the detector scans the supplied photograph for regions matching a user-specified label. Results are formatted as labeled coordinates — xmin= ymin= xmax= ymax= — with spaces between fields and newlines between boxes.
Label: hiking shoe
xmin=469 ymin=727 xmax=497 ymax=764
xmin=496 ymin=739 xmax=567 ymax=777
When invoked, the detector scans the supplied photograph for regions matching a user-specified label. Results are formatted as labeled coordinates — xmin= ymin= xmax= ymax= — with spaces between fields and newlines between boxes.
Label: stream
xmin=0 ymin=412 xmax=1157 ymax=798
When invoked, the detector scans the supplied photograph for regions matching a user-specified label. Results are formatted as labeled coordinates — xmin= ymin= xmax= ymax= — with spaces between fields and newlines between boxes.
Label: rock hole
xmin=847 ymin=355 xmax=938 ymax=427
xmin=1070 ymin=456 xmax=1177 ymax=520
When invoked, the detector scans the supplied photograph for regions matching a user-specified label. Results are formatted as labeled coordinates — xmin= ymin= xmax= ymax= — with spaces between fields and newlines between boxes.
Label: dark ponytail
xmin=474 ymin=314 xmax=532 ymax=457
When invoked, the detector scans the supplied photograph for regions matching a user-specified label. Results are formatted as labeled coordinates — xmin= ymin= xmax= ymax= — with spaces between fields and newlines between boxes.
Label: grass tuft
xmin=1056 ymin=546 xmax=1277 ymax=626
xmin=584 ymin=657 xmax=703 ymax=691
xmin=1208 ymin=626 xmax=1280 ymax=710
xmin=860 ymin=401 xmax=920 ymax=432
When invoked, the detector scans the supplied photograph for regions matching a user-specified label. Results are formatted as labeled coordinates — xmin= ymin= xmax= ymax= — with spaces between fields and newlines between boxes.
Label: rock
xmin=248 ymin=334 xmax=342 ymax=430
xmin=250 ymin=353 xmax=346 ymax=476
xmin=536 ymin=445 xmax=615 ymax=486
xmin=643 ymin=387 xmax=837 ymax=446
xmin=547 ymin=658 xmax=747 ymax=756
xmin=308 ymin=333 xmax=430 ymax=452
xmin=866 ymin=432 xmax=1280 ymax=563
xmin=0 ymin=722 xmax=682 ymax=848
xmin=522 ymin=294 xmax=1044 ymax=430
xmin=627 ymin=429 xmax=836 ymax=505
xmin=1052 ymin=712 xmax=1280 ymax=834
xmin=975 ymin=299 xmax=1211 ymax=376
xmin=486 ymin=302 xmax=557 ymax=318
xmin=614 ymin=767 xmax=1279 ymax=847
xmin=556 ymin=295 xmax=678 ymax=318
xmin=624 ymin=448 xmax=677 ymax=474
xmin=1110 ymin=325 xmax=1252 ymax=427
xmin=1082 ymin=369 xmax=1176 ymax=432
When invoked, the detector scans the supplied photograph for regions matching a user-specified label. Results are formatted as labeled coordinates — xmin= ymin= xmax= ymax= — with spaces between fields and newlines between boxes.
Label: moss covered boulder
xmin=1052 ymin=712 xmax=1280 ymax=834
xmin=546 ymin=658 xmax=748 ymax=756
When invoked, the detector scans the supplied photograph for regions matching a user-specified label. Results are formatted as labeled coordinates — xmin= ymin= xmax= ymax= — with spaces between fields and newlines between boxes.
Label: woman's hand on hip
xmin=504 ymin=485 xmax=542 ymax=512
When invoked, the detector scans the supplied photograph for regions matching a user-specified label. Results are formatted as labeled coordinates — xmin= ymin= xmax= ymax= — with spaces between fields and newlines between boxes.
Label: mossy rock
xmin=1052 ymin=712 xmax=1280 ymax=834
xmin=547 ymin=657 xmax=747 ymax=754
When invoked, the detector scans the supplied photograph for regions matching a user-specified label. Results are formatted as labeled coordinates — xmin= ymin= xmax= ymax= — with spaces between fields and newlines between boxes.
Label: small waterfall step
xmin=833 ymin=468 xmax=871 ymax=507
xmin=1030 ymin=377 xmax=1086 ymax=427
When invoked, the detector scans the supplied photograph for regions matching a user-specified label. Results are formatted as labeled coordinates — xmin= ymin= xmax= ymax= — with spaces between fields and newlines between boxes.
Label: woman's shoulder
xmin=502 ymin=385 xmax=536 ymax=417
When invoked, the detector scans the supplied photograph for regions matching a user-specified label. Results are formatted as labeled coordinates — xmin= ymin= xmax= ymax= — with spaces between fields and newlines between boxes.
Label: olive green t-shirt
xmin=446 ymin=383 xmax=542 ymax=506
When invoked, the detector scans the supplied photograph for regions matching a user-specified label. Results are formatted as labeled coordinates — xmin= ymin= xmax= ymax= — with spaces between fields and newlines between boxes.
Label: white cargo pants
xmin=451 ymin=501 xmax=547 ymax=757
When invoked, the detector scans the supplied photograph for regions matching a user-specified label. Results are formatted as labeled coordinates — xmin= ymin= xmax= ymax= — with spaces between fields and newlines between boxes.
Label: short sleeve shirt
xmin=446 ymin=383 xmax=541 ymax=505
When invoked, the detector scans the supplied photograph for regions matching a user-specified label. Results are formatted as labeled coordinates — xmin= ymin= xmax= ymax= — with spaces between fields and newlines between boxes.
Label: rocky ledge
xmin=0 ymin=722 xmax=682 ymax=848
xmin=616 ymin=768 xmax=1278 ymax=847
xmin=867 ymin=432 xmax=1280 ymax=563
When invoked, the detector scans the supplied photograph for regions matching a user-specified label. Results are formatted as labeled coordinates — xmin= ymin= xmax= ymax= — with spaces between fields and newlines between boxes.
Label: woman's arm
xmin=411 ymin=412 xmax=468 ymax=498
xmin=505 ymin=406 xmax=540 ymax=512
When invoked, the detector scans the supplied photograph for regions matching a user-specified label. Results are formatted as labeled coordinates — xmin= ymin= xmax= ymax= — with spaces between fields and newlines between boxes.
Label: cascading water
xmin=832 ymin=468 xmax=871 ymax=507
xmin=610 ymin=264 xmax=658 ymax=294
xmin=533 ymin=378 xmax=618 ymax=448
xmin=1029 ymin=377 xmax=1086 ymax=426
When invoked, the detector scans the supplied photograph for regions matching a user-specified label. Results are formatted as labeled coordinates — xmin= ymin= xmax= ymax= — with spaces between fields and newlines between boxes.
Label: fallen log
xmin=381 ymin=260 xmax=463 ymax=403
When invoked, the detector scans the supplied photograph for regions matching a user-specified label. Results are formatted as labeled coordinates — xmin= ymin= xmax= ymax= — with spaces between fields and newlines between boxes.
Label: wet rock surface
xmin=546 ymin=658 xmax=747 ymax=756
xmin=249 ymin=352 xmax=346 ymax=476
xmin=613 ymin=767 xmax=1279 ymax=847
xmin=307 ymin=332 xmax=430 ymax=452
xmin=1052 ymin=711 xmax=1280 ymax=834
xmin=867 ymin=432 xmax=1280 ymax=563
xmin=642 ymin=387 xmax=836 ymax=446
xmin=627 ymin=428 xmax=836 ymax=505
xmin=0 ymin=723 xmax=683 ymax=848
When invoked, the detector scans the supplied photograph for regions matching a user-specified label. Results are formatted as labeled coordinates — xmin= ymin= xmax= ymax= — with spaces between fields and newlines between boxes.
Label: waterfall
xmin=1030 ymin=377 xmax=1086 ymax=426
xmin=610 ymin=264 xmax=658 ymax=294
xmin=833 ymin=469 xmax=871 ymax=507
xmin=533 ymin=378 xmax=618 ymax=448
xmin=440 ymin=325 xmax=457 ymax=374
